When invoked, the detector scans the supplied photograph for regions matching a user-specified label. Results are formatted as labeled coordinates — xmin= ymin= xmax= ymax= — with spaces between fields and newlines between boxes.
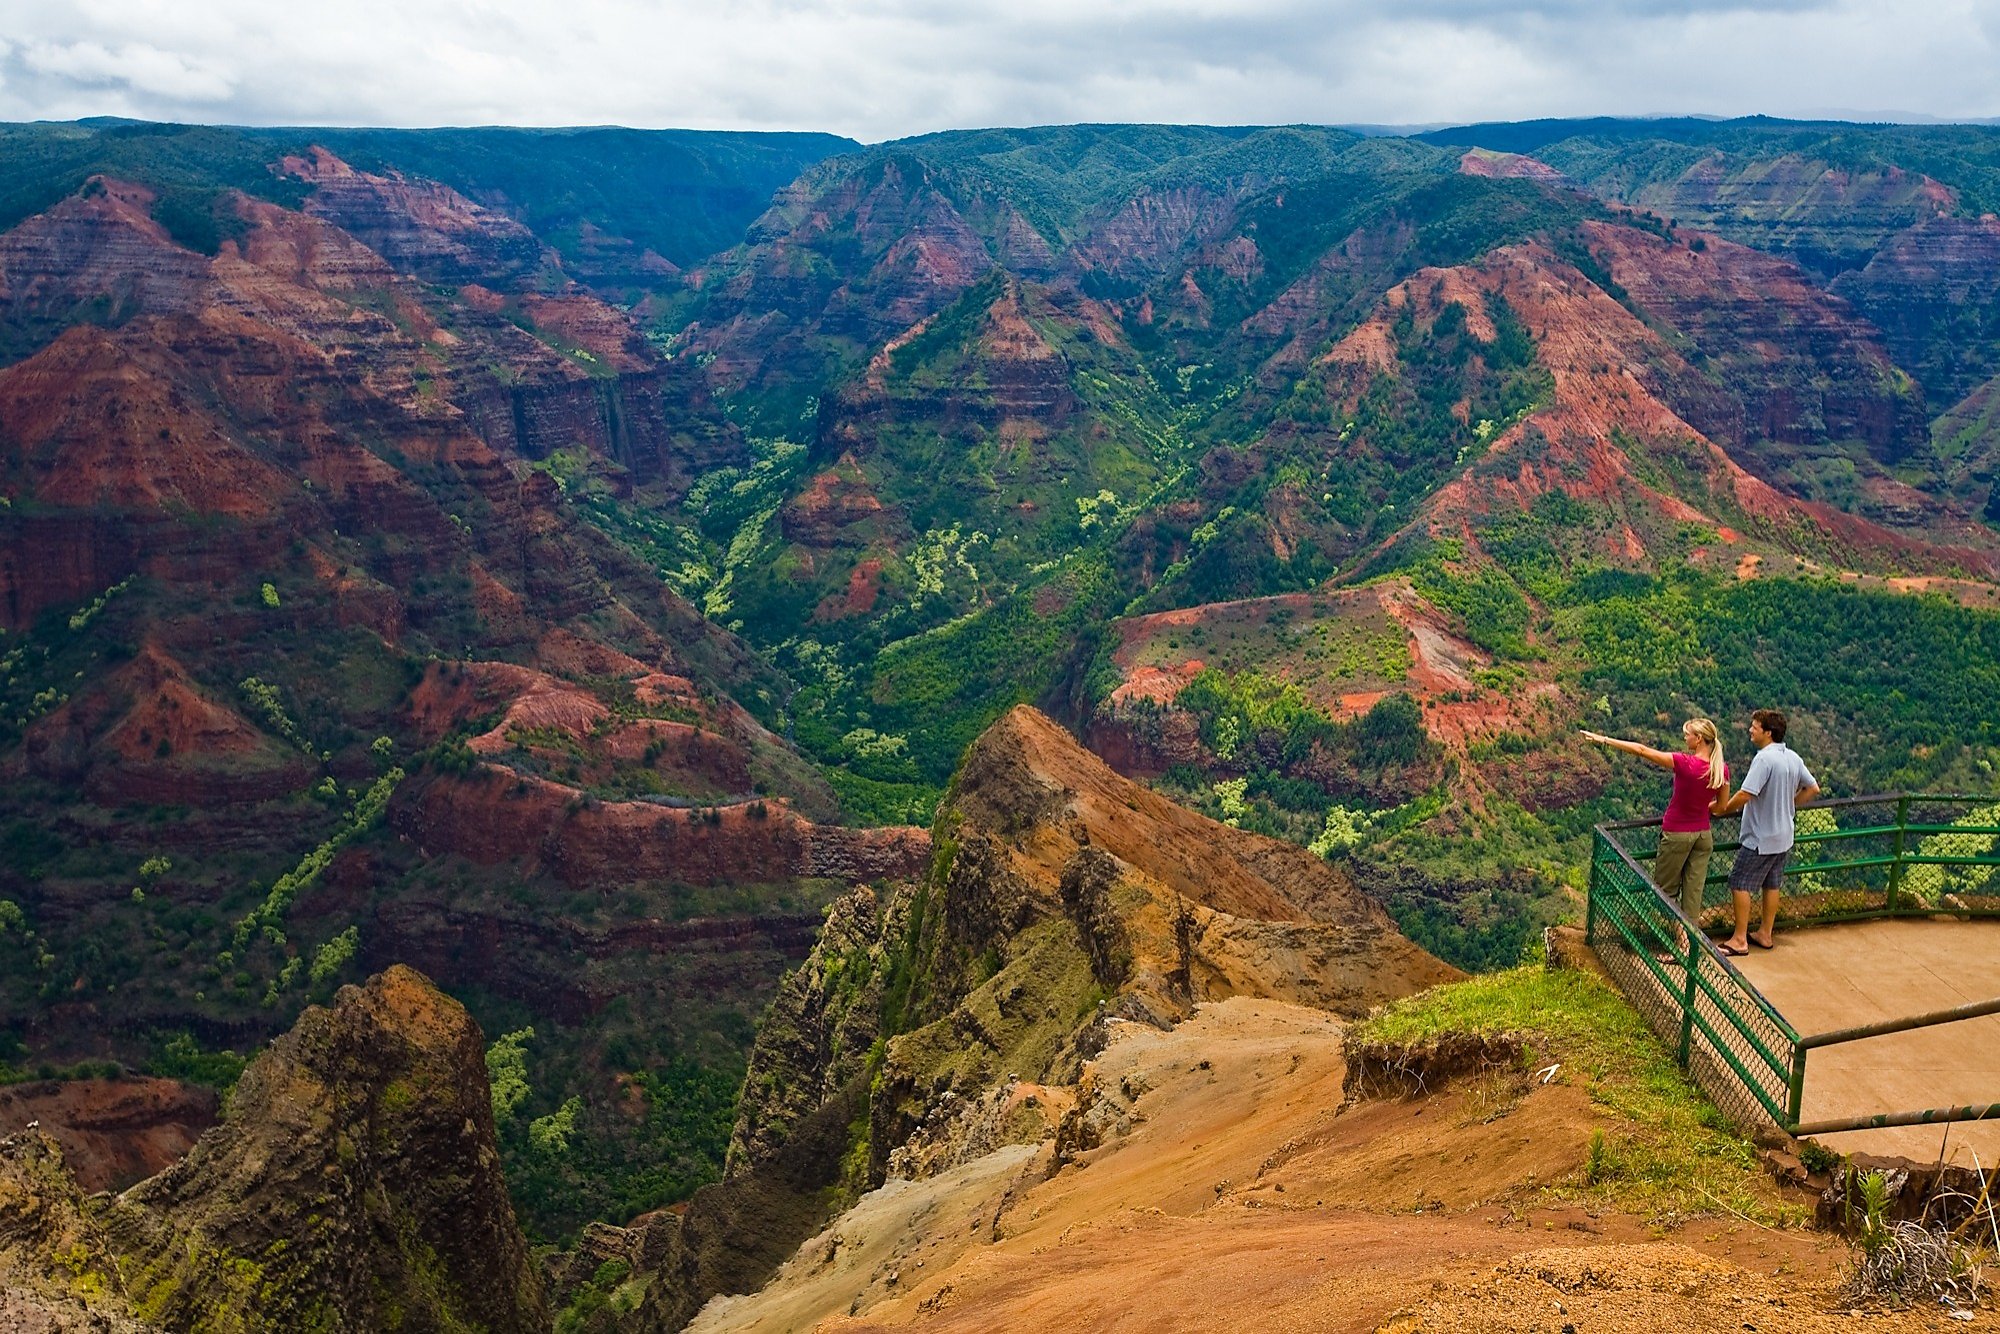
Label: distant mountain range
xmin=3 ymin=114 xmax=1999 ymax=1255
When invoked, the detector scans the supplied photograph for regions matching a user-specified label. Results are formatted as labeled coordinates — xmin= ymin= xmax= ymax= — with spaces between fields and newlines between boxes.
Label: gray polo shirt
xmin=1738 ymin=741 xmax=1817 ymax=854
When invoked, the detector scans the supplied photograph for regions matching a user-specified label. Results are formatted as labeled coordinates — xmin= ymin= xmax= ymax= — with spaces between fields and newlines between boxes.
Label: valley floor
xmin=691 ymin=999 xmax=1989 ymax=1333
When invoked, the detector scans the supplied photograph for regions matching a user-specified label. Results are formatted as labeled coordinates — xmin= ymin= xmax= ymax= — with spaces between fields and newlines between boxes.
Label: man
xmin=1713 ymin=709 xmax=1820 ymax=955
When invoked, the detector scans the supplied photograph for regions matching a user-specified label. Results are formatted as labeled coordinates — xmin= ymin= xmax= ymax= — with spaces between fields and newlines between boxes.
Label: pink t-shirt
xmin=1662 ymin=752 xmax=1725 ymax=833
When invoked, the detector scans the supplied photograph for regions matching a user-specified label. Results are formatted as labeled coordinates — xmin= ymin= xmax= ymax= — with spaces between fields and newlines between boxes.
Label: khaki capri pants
xmin=1654 ymin=829 xmax=1714 ymax=923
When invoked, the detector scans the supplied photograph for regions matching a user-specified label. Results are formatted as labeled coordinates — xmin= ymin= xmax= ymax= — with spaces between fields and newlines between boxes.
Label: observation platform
xmin=1736 ymin=918 xmax=2000 ymax=1165
xmin=1587 ymin=793 xmax=2000 ymax=1162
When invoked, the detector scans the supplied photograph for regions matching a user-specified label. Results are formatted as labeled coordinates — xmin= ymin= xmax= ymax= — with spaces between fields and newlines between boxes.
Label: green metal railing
xmin=1586 ymin=793 xmax=2000 ymax=1135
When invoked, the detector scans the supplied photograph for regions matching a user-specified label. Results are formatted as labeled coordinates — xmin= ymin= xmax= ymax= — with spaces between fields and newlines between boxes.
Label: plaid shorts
xmin=1728 ymin=846 xmax=1790 ymax=891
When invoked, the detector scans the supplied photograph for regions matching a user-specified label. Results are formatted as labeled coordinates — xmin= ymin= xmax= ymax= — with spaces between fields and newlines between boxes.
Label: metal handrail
xmin=1797 ymin=994 xmax=2000 ymax=1051
xmin=1793 ymin=1103 xmax=2000 ymax=1138
xmin=1597 ymin=791 xmax=2000 ymax=834
xmin=1587 ymin=791 xmax=2000 ymax=1137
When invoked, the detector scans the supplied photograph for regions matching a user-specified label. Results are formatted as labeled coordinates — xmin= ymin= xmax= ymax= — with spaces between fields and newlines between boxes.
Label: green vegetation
xmin=1156 ymin=671 xmax=1438 ymax=846
xmin=0 ymin=122 xmax=311 ymax=255
xmin=1354 ymin=965 xmax=1806 ymax=1224
xmin=144 ymin=1031 xmax=248 ymax=1093
xmin=487 ymin=1027 xmax=536 ymax=1125
xmin=0 ymin=120 xmax=852 ymax=275
xmin=1568 ymin=574 xmax=2000 ymax=799
xmin=229 ymin=769 xmax=403 ymax=955
xmin=1361 ymin=860 xmax=1559 ymax=975
xmin=498 ymin=1052 xmax=741 ymax=1244
xmin=307 ymin=927 xmax=360 ymax=985
xmin=237 ymin=677 xmax=312 ymax=754
xmin=8 ymin=116 xmax=2000 ymax=1286
xmin=313 ymin=124 xmax=856 ymax=272
xmin=557 ymin=1258 xmax=645 ymax=1332
xmin=1433 ymin=118 xmax=2000 ymax=265
xmin=65 ymin=577 xmax=133 ymax=633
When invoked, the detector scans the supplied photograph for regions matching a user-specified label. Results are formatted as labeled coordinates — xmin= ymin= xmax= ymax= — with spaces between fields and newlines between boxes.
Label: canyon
xmin=2 ymin=114 xmax=1999 ymax=1328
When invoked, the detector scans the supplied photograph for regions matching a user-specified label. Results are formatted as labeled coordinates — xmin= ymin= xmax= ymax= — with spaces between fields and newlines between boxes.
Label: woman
xmin=1581 ymin=719 xmax=1730 ymax=949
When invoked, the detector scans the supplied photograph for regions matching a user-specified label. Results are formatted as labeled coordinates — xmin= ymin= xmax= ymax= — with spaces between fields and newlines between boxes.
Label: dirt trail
xmin=690 ymin=998 xmax=1971 ymax=1332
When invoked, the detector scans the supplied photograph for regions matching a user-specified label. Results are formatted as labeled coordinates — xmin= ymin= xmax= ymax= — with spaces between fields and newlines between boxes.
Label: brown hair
xmin=1752 ymin=709 xmax=1787 ymax=742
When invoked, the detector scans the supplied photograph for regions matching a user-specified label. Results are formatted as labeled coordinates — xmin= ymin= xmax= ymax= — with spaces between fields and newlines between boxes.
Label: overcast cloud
xmin=0 ymin=0 xmax=1994 ymax=141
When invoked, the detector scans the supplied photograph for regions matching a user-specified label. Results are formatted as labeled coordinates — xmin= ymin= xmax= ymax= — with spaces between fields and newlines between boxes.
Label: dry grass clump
xmin=1841 ymin=1170 xmax=1994 ymax=1313
xmin=1843 ymin=1218 xmax=1988 ymax=1310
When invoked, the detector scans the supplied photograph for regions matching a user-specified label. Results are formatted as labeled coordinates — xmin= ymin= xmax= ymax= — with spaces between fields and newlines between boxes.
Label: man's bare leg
xmin=1750 ymin=889 xmax=1779 ymax=948
xmin=1723 ymin=890 xmax=1752 ymax=953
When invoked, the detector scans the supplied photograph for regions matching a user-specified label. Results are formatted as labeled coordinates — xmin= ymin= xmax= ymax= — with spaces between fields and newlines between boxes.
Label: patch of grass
xmin=1354 ymin=965 xmax=1808 ymax=1226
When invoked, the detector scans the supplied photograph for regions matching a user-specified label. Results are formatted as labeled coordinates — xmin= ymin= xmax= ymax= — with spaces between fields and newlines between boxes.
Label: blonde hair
xmin=1683 ymin=718 xmax=1726 ymax=791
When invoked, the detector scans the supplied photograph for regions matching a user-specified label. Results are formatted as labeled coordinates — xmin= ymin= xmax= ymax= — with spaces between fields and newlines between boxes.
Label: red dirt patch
xmin=0 ymin=1077 xmax=218 ymax=1193
xmin=1106 ymin=660 xmax=1204 ymax=707
xmin=817 ymin=558 xmax=884 ymax=621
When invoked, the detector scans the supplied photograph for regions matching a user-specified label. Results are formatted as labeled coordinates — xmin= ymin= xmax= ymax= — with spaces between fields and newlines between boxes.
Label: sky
xmin=0 ymin=1 xmax=1996 ymax=142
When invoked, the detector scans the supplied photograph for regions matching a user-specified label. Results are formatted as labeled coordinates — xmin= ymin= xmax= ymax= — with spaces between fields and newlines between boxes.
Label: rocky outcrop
xmin=0 ymin=967 xmax=548 ymax=1331
xmin=842 ymin=706 xmax=1455 ymax=1178
xmin=723 ymin=887 xmax=906 ymax=1173
xmin=624 ymin=706 xmax=1457 ymax=1329
xmin=0 ymin=1132 xmax=150 ymax=1332
xmin=103 ymin=965 xmax=549 ymax=1331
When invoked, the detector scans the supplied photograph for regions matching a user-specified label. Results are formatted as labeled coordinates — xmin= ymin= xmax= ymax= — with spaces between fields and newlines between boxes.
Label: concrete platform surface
xmin=1736 ymin=918 xmax=2000 ymax=1165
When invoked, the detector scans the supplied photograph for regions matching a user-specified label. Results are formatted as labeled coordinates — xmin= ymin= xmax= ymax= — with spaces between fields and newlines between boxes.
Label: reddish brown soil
xmin=22 ymin=644 xmax=314 ymax=805
xmin=518 ymin=292 xmax=656 ymax=372
xmin=1458 ymin=148 xmax=1568 ymax=184
xmin=782 ymin=456 xmax=896 ymax=549
xmin=698 ymin=998 xmax=1950 ymax=1334
xmin=0 ymin=1077 xmax=217 ymax=1193
xmin=0 ymin=323 xmax=296 ymax=519
xmin=817 ymin=558 xmax=885 ymax=621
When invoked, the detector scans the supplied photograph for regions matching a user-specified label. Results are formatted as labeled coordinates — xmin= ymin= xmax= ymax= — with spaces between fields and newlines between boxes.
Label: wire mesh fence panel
xmin=1601 ymin=795 xmax=2000 ymax=929
xmin=1590 ymin=829 xmax=1798 ymax=1129
xmin=1684 ymin=948 xmax=1797 ymax=1127
xmin=1589 ymin=847 xmax=1685 ymax=1045
xmin=1782 ymin=798 xmax=1896 ymax=917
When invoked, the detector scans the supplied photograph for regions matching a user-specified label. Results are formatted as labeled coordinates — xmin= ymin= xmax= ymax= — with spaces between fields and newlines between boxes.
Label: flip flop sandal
xmin=1749 ymin=936 xmax=1775 ymax=950
xmin=1718 ymin=942 xmax=1749 ymax=957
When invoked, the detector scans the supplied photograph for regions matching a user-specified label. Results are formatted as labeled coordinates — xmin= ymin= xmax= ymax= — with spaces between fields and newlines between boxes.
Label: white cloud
xmin=0 ymin=0 xmax=1992 ymax=137
xmin=19 ymin=39 xmax=234 ymax=104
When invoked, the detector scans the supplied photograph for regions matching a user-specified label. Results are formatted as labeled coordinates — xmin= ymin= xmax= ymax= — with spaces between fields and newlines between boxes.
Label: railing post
xmin=1586 ymin=831 xmax=1601 ymax=945
xmin=1888 ymin=793 xmax=1909 ymax=914
xmin=1787 ymin=1047 xmax=1807 ymax=1130
xmin=1678 ymin=931 xmax=1700 ymax=1067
